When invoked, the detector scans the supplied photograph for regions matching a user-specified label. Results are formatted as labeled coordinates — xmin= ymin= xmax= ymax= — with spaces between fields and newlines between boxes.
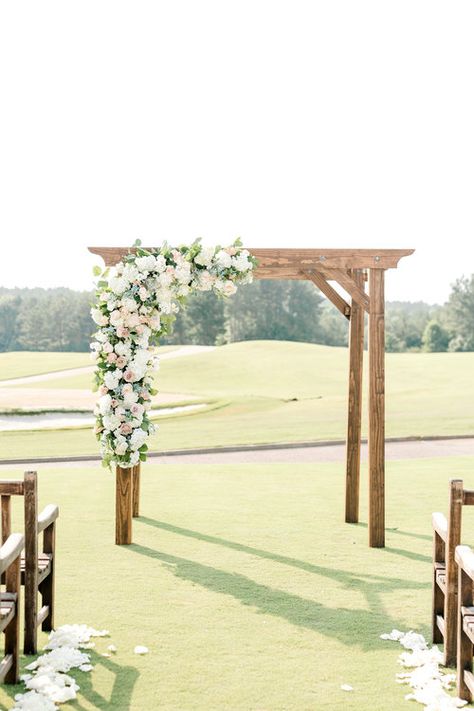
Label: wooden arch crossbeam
xmin=89 ymin=246 xmax=414 ymax=548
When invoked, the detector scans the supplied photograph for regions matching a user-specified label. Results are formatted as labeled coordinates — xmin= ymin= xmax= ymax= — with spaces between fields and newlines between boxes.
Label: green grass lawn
xmin=0 ymin=352 xmax=92 ymax=381
xmin=1 ymin=342 xmax=473 ymax=460
xmin=0 ymin=455 xmax=473 ymax=710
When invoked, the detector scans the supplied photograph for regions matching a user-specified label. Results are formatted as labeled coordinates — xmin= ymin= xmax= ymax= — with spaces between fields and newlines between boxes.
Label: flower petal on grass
xmin=134 ymin=645 xmax=149 ymax=655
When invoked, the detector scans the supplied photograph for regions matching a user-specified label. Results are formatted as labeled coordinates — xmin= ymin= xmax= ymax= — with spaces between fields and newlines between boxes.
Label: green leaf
xmin=139 ymin=444 xmax=148 ymax=452
xmin=139 ymin=452 xmax=147 ymax=461
xmin=93 ymin=265 xmax=102 ymax=277
xmin=149 ymin=388 xmax=158 ymax=396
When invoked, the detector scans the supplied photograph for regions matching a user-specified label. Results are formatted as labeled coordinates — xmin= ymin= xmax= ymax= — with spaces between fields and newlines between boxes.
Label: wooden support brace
xmin=345 ymin=269 xmax=364 ymax=523
xmin=116 ymin=466 xmax=133 ymax=545
xmin=368 ymin=269 xmax=385 ymax=547
xmin=305 ymin=271 xmax=351 ymax=319
xmin=321 ymin=268 xmax=371 ymax=312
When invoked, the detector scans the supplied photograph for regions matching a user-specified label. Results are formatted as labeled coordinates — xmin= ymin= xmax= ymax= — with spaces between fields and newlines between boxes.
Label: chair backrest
xmin=0 ymin=471 xmax=38 ymax=569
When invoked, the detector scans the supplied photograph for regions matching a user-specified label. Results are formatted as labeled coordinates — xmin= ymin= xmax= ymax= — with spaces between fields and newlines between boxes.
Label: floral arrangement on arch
xmin=90 ymin=239 xmax=256 ymax=469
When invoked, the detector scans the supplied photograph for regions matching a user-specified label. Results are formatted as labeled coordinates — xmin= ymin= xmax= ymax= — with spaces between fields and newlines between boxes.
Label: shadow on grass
xmin=138 ymin=516 xmax=430 ymax=583
xmin=128 ymin=540 xmax=428 ymax=651
xmin=0 ymin=651 xmax=139 ymax=711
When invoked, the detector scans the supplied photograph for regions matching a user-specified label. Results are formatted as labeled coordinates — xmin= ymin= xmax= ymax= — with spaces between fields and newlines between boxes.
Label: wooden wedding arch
xmin=89 ymin=247 xmax=414 ymax=548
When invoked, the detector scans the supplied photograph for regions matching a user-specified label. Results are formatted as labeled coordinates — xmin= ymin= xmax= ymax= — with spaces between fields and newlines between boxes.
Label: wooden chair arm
xmin=0 ymin=533 xmax=24 ymax=574
xmin=432 ymin=512 xmax=448 ymax=542
xmin=456 ymin=545 xmax=474 ymax=577
xmin=37 ymin=504 xmax=59 ymax=533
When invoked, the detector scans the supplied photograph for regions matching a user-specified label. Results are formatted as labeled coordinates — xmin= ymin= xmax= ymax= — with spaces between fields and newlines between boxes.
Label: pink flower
xmin=116 ymin=326 xmax=130 ymax=338
xmin=116 ymin=356 xmax=127 ymax=369
xmin=119 ymin=423 xmax=133 ymax=435
xmin=111 ymin=399 xmax=118 ymax=407
xmin=140 ymin=389 xmax=150 ymax=400
xmin=131 ymin=403 xmax=145 ymax=417
xmin=99 ymin=385 xmax=109 ymax=396
xmin=107 ymin=352 xmax=117 ymax=364
xmin=139 ymin=314 xmax=148 ymax=323
xmin=136 ymin=325 xmax=144 ymax=335
xmin=123 ymin=370 xmax=136 ymax=382
xmin=226 ymin=247 xmax=237 ymax=255
xmin=139 ymin=286 xmax=149 ymax=301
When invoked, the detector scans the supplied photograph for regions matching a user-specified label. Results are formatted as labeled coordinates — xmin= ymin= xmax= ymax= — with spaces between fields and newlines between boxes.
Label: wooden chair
xmin=0 ymin=532 xmax=23 ymax=684
xmin=455 ymin=544 xmax=474 ymax=701
xmin=0 ymin=471 xmax=59 ymax=654
xmin=432 ymin=478 xmax=474 ymax=667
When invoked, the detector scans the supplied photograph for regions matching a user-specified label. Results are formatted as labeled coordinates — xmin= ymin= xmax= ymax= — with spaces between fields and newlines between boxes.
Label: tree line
xmin=0 ymin=275 xmax=473 ymax=353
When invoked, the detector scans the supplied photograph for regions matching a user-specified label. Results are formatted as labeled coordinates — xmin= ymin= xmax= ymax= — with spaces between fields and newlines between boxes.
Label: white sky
xmin=1 ymin=1 xmax=473 ymax=304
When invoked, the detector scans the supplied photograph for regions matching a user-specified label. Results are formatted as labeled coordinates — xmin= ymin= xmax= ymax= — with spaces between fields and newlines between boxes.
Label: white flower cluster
xmin=10 ymin=625 xmax=109 ymax=710
xmin=381 ymin=629 xmax=467 ymax=710
xmin=91 ymin=239 xmax=255 ymax=468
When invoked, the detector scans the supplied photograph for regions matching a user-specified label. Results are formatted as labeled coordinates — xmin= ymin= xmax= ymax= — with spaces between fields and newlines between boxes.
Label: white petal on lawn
xmin=10 ymin=624 xmax=112 ymax=711
xmin=382 ymin=629 xmax=468 ymax=709
xmin=134 ymin=645 xmax=149 ymax=655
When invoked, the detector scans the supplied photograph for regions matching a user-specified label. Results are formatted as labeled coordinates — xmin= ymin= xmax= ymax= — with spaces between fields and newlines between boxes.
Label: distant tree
xmin=0 ymin=295 xmax=21 ymax=351
xmin=422 ymin=320 xmax=450 ymax=352
xmin=225 ymin=280 xmax=325 ymax=344
xmin=445 ymin=275 xmax=474 ymax=351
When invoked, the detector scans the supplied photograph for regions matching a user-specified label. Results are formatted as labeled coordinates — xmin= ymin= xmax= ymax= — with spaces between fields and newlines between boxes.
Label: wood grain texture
xmin=444 ymin=479 xmax=464 ymax=666
xmin=132 ymin=464 xmax=140 ymax=518
xmin=3 ymin=537 xmax=21 ymax=684
xmin=116 ymin=466 xmax=133 ymax=545
xmin=40 ymin=514 xmax=55 ymax=631
xmin=1 ymin=496 xmax=11 ymax=545
xmin=88 ymin=246 xmax=414 ymax=271
xmin=368 ymin=269 xmax=385 ymax=548
xmin=345 ymin=269 xmax=365 ymax=523
xmin=322 ymin=269 xmax=371 ymax=312
xmin=457 ymin=549 xmax=474 ymax=701
xmin=23 ymin=471 xmax=38 ymax=654
xmin=305 ymin=271 xmax=351 ymax=318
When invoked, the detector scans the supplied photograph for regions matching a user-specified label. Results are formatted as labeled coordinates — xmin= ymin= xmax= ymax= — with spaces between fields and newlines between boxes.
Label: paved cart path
xmin=1 ymin=437 xmax=473 ymax=470
xmin=0 ymin=345 xmax=215 ymax=387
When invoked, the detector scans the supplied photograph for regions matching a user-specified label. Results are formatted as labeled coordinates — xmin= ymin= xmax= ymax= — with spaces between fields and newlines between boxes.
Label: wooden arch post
xmin=89 ymin=246 xmax=414 ymax=548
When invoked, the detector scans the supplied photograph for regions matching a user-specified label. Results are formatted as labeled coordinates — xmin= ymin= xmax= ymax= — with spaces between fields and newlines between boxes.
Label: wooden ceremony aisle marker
xmin=90 ymin=247 xmax=414 ymax=548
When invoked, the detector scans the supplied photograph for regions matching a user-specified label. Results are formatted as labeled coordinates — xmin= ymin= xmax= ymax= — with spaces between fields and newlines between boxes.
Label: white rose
xmin=104 ymin=371 xmax=121 ymax=390
xmin=231 ymin=254 xmax=252 ymax=272
xmin=109 ymin=276 xmax=128 ymax=295
xmin=222 ymin=280 xmax=237 ymax=296
xmin=196 ymin=270 xmax=215 ymax=291
xmin=194 ymin=247 xmax=214 ymax=267
xmin=130 ymin=451 xmax=140 ymax=465
xmin=115 ymin=441 xmax=128 ymax=456
xmin=102 ymin=414 xmax=121 ymax=431
xmin=115 ymin=342 xmax=131 ymax=357
xmin=91 ymin=308 xmax=108 ymax=326
xmin=99 ymin=394 xmax=112 ymax=415
xmin=122 ymin=264 xmax=140 ymax=283
xmin=121 ymin=297 xmax=138 ymax=312
xmin=135 ymin=255 xmax=157 ymax=272
xmin=215 ymin=250 xmax=232 ymax=269
xmin=154 ymin=255 xmax=167 ymax=273
xmin=130 ymin=428 xmax=148 ymax=450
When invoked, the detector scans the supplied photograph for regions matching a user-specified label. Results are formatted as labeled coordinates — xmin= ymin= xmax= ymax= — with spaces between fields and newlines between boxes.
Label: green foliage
xmin=445 ymin=274 xmax=474 ymax=351
xmin=2 ymin=273 xmax=474 ymax=353
xmin=422 ymin=320 xmax=450 ymax=352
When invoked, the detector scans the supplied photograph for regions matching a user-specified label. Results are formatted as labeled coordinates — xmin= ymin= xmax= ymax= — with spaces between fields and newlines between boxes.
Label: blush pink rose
xmin=111 ymin=399 xmax=118 ymax=407
xmin=107 ymin=352 xmax=117 ymax=364
xmin=119 ymin=423 xmax=133 ymax=435
xmin=123 ymin=370 xmax=135 ymax=382
xmin=99 ymin=385 xmax=109 ymax=396
xmin=116 ymin=356 xmax=127 ymax=369
xmin=135 ymin=325 xmax=144 ymax=335
xmin=116 ymin=326 xmax=130 ymax=338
